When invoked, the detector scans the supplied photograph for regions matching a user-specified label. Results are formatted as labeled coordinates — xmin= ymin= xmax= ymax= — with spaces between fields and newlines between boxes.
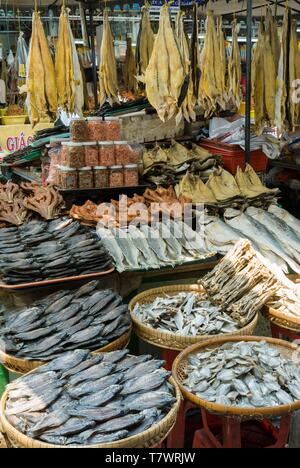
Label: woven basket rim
xmin=0 ymin=326 xmax=132 ymax=374
xmin=265 ymin=274 xmax=300 ymax=331
xmin=0 ymin=376 xmax=181 ymax=449
xmin=129 ymin=284 xmax=259 ymax=350
xmin=172 ymin=335 xmax=300 ymax=418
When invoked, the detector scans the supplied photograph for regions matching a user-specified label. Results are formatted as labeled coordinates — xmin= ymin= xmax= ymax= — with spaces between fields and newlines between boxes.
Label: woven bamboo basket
xmin=0 ymin=377 xmax=181 ymax=449
xmin=0 ymin=326 xmax=132 ymax=375
xmin=129 ymin=285 xmax=258 ymax=351
xmin=172 ymin=335 xmax=300 ymax=420
xmin=265 ymin=274 xmax=300 ymax=333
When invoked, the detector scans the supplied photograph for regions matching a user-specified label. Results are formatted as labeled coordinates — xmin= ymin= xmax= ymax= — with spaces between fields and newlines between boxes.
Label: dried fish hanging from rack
xmin=288 ymin=19 xmax=300 ymax=130
xmin=174 ymin=9 xmax=196 ymax=123
xmin=227 ymin=18 xmax=241 ymax=112
xmin=124 ymin=37 xmax=137 ymax=94
xmin=99 ymin=10 xmax=119 ymax=107
xmin=198 ymin=11 xmax=225 ymax=117
xmin=217 ymin=17 xmax=227 ymax=105
xmin=135 ymin=3 xmax=154 ymax=84
xmin=26 ymin=11 xmax=57 ymax=125
xmin=55 ymin=6 xmax=84 ymax=116
xmin=275 ymin=9 xmax=288 ymax=133
xmin=144 ymin=4 xmax=184 ymax=122
xmin=190 ymin=2 xmax=201 ymax=101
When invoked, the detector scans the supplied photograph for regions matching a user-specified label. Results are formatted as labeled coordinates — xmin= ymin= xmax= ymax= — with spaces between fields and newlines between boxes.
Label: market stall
xmin=0 ymin=0 xmax=300 ymax=451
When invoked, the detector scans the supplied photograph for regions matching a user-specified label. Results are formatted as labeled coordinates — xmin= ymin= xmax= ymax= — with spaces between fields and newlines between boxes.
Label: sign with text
xmin=0 ymin=123 xmax=53 ymax=154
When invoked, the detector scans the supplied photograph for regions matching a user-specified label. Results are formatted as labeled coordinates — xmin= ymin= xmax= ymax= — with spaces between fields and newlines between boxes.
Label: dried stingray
xmin=22 ymin=185 xmax=65 ymax=220
xmin=99 ymin=10 xmax=119 ymax=107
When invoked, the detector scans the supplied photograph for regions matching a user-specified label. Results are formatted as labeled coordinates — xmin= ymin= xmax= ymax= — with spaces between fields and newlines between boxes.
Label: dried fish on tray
xmin=183 ymin=340 xmax=300 ymax=408
xmin=2 ymin=349 xmax=177 ymax=446
xmin=97 ymin=220 xmax=216 ymax=273
xmin=0 ymin=218 xmax=112 ymax=284
xmin=0 ymin=282 xmax=131 ymax=361
xmin=133 ymin=292 xmax=241 ymax=336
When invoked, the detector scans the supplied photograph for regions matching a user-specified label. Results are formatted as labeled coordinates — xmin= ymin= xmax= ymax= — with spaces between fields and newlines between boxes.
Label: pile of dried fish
xmin=97 ymin=221 xmax=215 ymax=273
xmin=200 ymin=240 xmax=279 ymax=326
xmin=5 ymin=350 xmax=176 ymax=445
xmin=0 ymin=182 xmax=65 ymax=226
xmin=0 ymin=282 xmax=130 ymax=360
xmin=184 ymin=341 xmax=300 ymax=407
xmin=0 ymin=218 xmax=111 ymax=284
xmin=133 ymin=292 xmax=240 ymax=336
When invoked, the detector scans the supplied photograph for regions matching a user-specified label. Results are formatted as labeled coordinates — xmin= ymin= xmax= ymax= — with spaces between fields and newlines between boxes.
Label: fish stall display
xmin=0 ymin=218 xmax=112 ymax=284
xmin=183 ymin=341 xmax=300 ymax=408
xmin=3 ymin=350 xmax=177 ymax=446
xmin=200 ymin=239 xmax=300 ymax=326
xmin=0 ymin=282 xmax=131 ymax=361
xmin=133 ymin=292 xmax=242 ymax=336
xmin=97 ymin=221 xmax=216 ymax=273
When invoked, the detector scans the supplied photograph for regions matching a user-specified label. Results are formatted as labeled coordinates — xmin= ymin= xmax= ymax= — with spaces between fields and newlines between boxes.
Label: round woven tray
xmin=0 ymin=326 xmax=132 ymax=375
xmin=172 ymin=335 xmax=300 ymax=420
xmin=0 ymin=377 xmax=181 ymax=449
xmin=129 ymin=284 xmax=258 ymax=351
xmin=265 ymin=274 xmax=300 ymax=333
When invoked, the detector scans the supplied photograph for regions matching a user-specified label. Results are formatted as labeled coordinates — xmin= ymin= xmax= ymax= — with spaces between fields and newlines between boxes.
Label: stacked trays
xmin=129 ymin=285 xmax=258 ymax=351
xmin=0 ymin=282 xmax=132 ymax=374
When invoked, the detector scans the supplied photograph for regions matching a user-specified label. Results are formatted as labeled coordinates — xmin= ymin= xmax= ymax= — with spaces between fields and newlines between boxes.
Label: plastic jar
xmin=99 ymin=142 xmax=115 ymax=167
xmin=61 ymin=142 xmax=85 ymax=169
xmin=104 ymin=117 xmax=121 ymax=140
xmin=94 ymin=166 xmax=109 ymax=188
xmin=87 ymin=117 xmax=106 ymax=141
xmin=124 ymin=164 xmax=139 ymax=186
xmin=59 ymin=167 xmax=78 ymax=189
xmin=70 ymin=118 xmax=88 ymax=142
xmin=128 ymin=143 xmax=142 ymax=164
xmin=78 ymin=167 xmax=94 ymax=189
xmin=115 ymin=141 xmax=131 ymax=165
xmin=84 ymin=142 xmax=99 ymax=167
xmin=109 ymin=165 xmax=124 ymax=187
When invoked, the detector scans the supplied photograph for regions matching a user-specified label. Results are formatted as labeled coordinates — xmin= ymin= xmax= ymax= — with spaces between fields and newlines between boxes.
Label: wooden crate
xmin=121 ymin=114 xmax=184 ymax=143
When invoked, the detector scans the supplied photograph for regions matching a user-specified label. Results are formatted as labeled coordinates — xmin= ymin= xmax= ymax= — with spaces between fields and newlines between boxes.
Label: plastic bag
xmin=16 ymin=31 xmax=28 ymax=79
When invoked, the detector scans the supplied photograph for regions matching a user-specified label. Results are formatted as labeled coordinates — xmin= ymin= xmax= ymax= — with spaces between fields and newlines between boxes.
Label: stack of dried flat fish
xmin=235 ymin=164 xmax=279 ymax=202
xmin=99 ymin=10 xmax=119 ymax=107
xmin=0 ymin=218 xmax=111 ymax=284
xmin=0 ymin=182 xmax=65 ymax=226
xmin=200 ymin=240 xmax=279 ymax=326
xmin=135 ymin=4 xmax=154 ymax=85
xmin=175 ymin=173 xmax=217 ymax=205
xmin=124 ymin=37 xmax=137 ymax=94
xmin=55 ymin=6 xmax=84 ymax=116
xmin=133 ymin=292 xmax=240 ymax=336
xmin=97 ymin=221 xmax=215 ymax=273
xmin=26 ymin=11 xmax=57 ymax=125
xmin=206 ymin=167 xmax=243 ymax=208
xmin=144 ymin=4 xmax=184 ymax=123
xmin=0 ymin=282 xmax=130 ymax=360
xmin=5 ymin=350 xmax=176 ymax=446
xmin=184 ymin=341 xmax=300 ymax=407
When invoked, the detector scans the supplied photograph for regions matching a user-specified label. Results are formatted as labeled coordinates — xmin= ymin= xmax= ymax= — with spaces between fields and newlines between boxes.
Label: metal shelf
xmin=269 ymin=159 xmax=300 ymax=171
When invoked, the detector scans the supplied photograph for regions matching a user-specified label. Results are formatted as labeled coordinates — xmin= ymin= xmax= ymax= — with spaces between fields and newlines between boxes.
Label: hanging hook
xmin=34 ymin=0 xmax=38 ymax=13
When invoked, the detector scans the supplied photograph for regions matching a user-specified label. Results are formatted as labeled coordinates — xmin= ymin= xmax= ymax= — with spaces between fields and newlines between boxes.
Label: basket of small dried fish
xmin=172 ymin=336 xmax=300 ymax=419
xmin=0 ymin=282 xmax=132 ymax=374
xmin=129 ymin=285 xmax=258 ymax=351
xmin=264 ymin=275 xmax=300 ymax=333
xmin=0 ymin=350 xmax=181 ymax=448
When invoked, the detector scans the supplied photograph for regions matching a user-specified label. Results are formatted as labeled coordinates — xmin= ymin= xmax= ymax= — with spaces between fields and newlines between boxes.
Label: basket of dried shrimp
xmin=129 ymin=284 xmax=258 ymax=351
xmin=172 ymin=335 xmax=300 ymax=420
xmin=0 ymin=376 xmax=181 ymax=449
xmin=0 ymin=326 xmax=132 ymax=375
xmin=264 ymin=274 xmax=300 ymax=333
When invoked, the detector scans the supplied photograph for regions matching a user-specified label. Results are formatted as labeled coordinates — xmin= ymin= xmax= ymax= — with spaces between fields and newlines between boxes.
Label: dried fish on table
xmin=5 ymin=349 xmax=177 ymax=446
xmin=133 ymin=291 xmax=242 ymax=336
xmin=184 ymin=341 xmax=300 ymax=408
xmin=0 ymin=282 xmax=130 ymax=360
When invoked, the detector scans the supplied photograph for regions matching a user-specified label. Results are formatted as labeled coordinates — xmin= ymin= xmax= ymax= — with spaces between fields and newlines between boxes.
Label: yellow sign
xmin=0 ymin=123 xmax=53 ymax=154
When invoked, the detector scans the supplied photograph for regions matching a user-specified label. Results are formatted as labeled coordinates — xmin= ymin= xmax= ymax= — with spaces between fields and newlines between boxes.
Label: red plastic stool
xmin=193 ymin=409 xmax=291 ymax=448
xmin=271 ymin=323 xmax=300 ymax=342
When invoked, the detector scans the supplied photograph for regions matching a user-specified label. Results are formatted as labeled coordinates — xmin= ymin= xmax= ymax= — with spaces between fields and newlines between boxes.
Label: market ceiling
xmin=4 ymin=0 xmax=300 ymax=15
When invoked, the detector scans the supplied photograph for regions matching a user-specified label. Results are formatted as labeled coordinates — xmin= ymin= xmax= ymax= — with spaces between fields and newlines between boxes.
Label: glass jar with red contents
xmin=58 ymin=167 xmax=78 ymax=189
xmin=94 ymin=166 xmax=109 ymax=188
xmin=99 ymin=142 xmax=115 ymax=167
xmin=124 ymin=164 xmax=139 ymax=187
xmin=78 ymin=167 xmax=94 ymax=189
xmin=84 ymin=142 xmax=99 ymax=167
xmin=87 ymin=117 xmax=106 ymax=141
xmin=70 ymin=118 xmax=88 ymax=142
xmin=114 ymin=141 xmax=131 ymax=166
xmin=109 ymin=165 xmax=124 ymax=187
xmin=104 ymin=117 xmax=121 ymax=140
xmin=61 ymin=142 xmax=85 ymax=169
